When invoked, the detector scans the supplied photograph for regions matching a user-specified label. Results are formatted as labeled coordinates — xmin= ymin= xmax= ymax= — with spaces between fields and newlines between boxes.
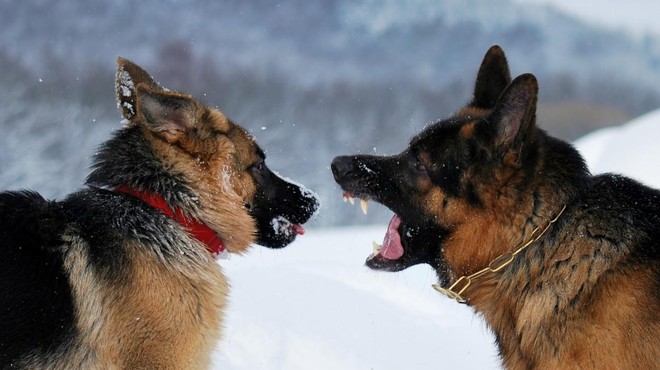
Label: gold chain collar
xmin=432 ymin=204 xmax=566 ymax=304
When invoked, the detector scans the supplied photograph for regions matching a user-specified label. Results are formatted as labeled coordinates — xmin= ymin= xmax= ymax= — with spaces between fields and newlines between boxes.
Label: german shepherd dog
xmin=332 ymin=46 xmax=659 ymax=369
xmin=0 ymin=58 xmax=318 ymax=369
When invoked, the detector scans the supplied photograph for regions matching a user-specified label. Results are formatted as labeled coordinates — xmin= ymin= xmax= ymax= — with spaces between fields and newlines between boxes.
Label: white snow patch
xmin=217 ymin=249 xmax=230 ymax=260
xmin=575 ymin=108 xmax=660 ymax=188
xmin=270 ymin=216 xmax=294 ymax=236
xmin=213 ymin=226 xmax=499 ymax=369
xmin=122 ymin=102 xmax=135 ymax=117
xmin=120 ymin=85 xmax=132 ymax=97
xmin=116 ymin=69 xmax=135 ymax=97
xmin=219 ymin=167 xmax=236 ymax=195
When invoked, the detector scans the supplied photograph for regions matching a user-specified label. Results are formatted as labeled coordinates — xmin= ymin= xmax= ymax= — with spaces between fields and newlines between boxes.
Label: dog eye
xmin=250 ymin=160 xmax=266 ymax=172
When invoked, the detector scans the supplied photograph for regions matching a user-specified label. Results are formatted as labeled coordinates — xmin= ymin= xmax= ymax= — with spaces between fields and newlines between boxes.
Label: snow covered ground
xmin=213 ymin=227 xmax=499 ymax=369
xmin=211 ymin=109 xmax=660 ymax=369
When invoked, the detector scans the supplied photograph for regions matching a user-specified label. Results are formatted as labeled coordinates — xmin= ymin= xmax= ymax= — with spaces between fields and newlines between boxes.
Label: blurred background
xmin=1 ymin=0 xmax=659 ymax=227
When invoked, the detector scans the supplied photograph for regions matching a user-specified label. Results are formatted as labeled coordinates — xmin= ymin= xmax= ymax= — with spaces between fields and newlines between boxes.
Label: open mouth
xmin=341 ymin=190 xmax=447 ymax=274
xmin=332 ymin=155 xmax=448 ymax=275
xmin=370 ymin=214 xmax=404 ymax=260
xmin=343 ymin=192 xmax=412 ymax=271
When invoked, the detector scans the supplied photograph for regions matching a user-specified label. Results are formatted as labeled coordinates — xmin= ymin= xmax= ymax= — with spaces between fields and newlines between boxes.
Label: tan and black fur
xmin=332 ymin=46 xmax=660 ymax=369
xmin=0 ymin=58 xmax=318 ymax=369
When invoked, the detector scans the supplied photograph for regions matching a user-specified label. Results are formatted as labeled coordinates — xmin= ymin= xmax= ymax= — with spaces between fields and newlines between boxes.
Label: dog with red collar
xmin=0 ymin=57 xmax=318 ymax=369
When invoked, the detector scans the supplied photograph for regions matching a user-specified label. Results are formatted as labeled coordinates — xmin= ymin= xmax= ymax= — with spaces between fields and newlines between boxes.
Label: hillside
xmin=1 ymin=0 xmax=659 ymax=226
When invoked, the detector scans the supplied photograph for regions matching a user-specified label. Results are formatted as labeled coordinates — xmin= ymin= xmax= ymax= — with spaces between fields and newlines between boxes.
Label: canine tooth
xmin=360 ymin=199 xmax=369 ymax=215
xmin=372 ymin=241 xmax=382 ymax=254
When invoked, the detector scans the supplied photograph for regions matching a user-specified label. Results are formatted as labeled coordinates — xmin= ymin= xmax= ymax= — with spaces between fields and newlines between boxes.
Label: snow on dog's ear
xmin=135 ymin=84 xmax=196 ymax=144
xmin=115 ymin=57 xmax=163 ymax=121
xmin=489 ymin=73 xmax=538 ymax=154
xmin=470 ymin=45 xmax=512 ymax=110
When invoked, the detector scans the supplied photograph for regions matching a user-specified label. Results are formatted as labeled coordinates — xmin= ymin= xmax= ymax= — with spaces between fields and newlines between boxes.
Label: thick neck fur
xmin=86 ymin=126 xmax=200 ymax=215
xmin=457 ymin=133 xmax=658 ymax=368
xmin=86 ymin=125 xmax=255 ymax=253
xmin=451 ymin=131 xmax=595 ymax=367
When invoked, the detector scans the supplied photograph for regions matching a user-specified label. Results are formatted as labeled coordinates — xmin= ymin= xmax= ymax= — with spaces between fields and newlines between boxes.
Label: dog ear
xmin=135 ymin=84 xmax=196 ymax=144
xmin=115 ymin=57 xmax=162 ymax=121
xmin=489 ymin=73 xmax=538 ymax=150
xmin=470 ymin=45 xmax=511 ymax=110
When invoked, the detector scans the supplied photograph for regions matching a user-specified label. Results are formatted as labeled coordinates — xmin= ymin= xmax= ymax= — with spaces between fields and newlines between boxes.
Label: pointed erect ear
xmin=489 ymin=73 xmax=538 ymax=149
xmin=470 ymin=45 xmax=512 ymax=110
xmin=135 ymin=84 xmax=196 ymax=144
xmin=115 ymin=57 xmax=163 ymax=121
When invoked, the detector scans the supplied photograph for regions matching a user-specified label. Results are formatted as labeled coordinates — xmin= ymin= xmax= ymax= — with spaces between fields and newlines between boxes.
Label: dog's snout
xmin=331 ymin=156 xmax=354 ymax=182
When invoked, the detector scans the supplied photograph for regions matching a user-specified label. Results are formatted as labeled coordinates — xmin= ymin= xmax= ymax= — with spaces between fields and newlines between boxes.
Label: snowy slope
xmin=210 ymin=108 xmax=660 ymax=369
xmin=213 ymin=226 xmax=499 ymax=369
xmin=575 ymin=108 xmax=660 ymax=188
xmin=516 ymin=0 xmax=660 ymax=37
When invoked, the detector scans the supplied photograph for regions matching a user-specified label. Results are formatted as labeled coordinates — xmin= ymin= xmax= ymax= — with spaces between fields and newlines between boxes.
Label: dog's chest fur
xmin=468 ymin=175 xmax=660 ymax=370
xmin=16 ymin=189 xmax=228 ymax=370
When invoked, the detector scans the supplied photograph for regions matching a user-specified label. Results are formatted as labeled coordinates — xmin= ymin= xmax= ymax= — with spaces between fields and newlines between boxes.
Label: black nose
xmin=331 ymin=156 xmax=353 ymax=182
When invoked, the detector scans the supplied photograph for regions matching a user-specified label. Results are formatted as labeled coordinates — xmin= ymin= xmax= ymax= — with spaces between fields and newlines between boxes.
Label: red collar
xmin=115 ymin=186 xmax=225 ymax=258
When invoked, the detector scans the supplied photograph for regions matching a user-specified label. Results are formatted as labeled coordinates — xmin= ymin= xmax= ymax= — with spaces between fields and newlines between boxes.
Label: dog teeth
xmin=360 ymin=199 xmax=369 ymax=215
xmin=372 ymin=241 xmax=382 ymax=255
xmin=342 ymin=193 xmax=356 ymax=204
xmin=341 ymin=193 xmax=368 ymax=214
xmin=368 ymin=241 xmax=382 ymax=260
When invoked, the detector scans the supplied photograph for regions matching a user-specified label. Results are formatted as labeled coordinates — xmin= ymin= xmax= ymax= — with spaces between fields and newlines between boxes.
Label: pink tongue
xmin=291 ymin=224 xmax=305 ymax=235
xmin=379 ymin=215 xmax=404 ymax=260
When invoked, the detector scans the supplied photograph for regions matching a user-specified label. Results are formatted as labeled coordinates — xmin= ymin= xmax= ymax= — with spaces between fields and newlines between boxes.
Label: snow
xmin=574 ymin=108 xmax=660 ymax=189
xmin=212 ymin=107 xmax=660 ymax=370
xmin=116 ymin=68 xmax=136 ymax=118
xmin=0 ymin=3 xmax=657 ymax=367
xmin=213 ymin=226 xmax=499 ymax=370
xmin=122 ymin=102 xmax=135 ymax=117
xmin=269 ymin=216 xmax=296 ymax=237
xmin=515 ymin=0 xmax=660 ymax=37
xmin=341 ymin=0 xmax=554 ymax=36
xmin=116 ymin=68 xmax=135 ymax=96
